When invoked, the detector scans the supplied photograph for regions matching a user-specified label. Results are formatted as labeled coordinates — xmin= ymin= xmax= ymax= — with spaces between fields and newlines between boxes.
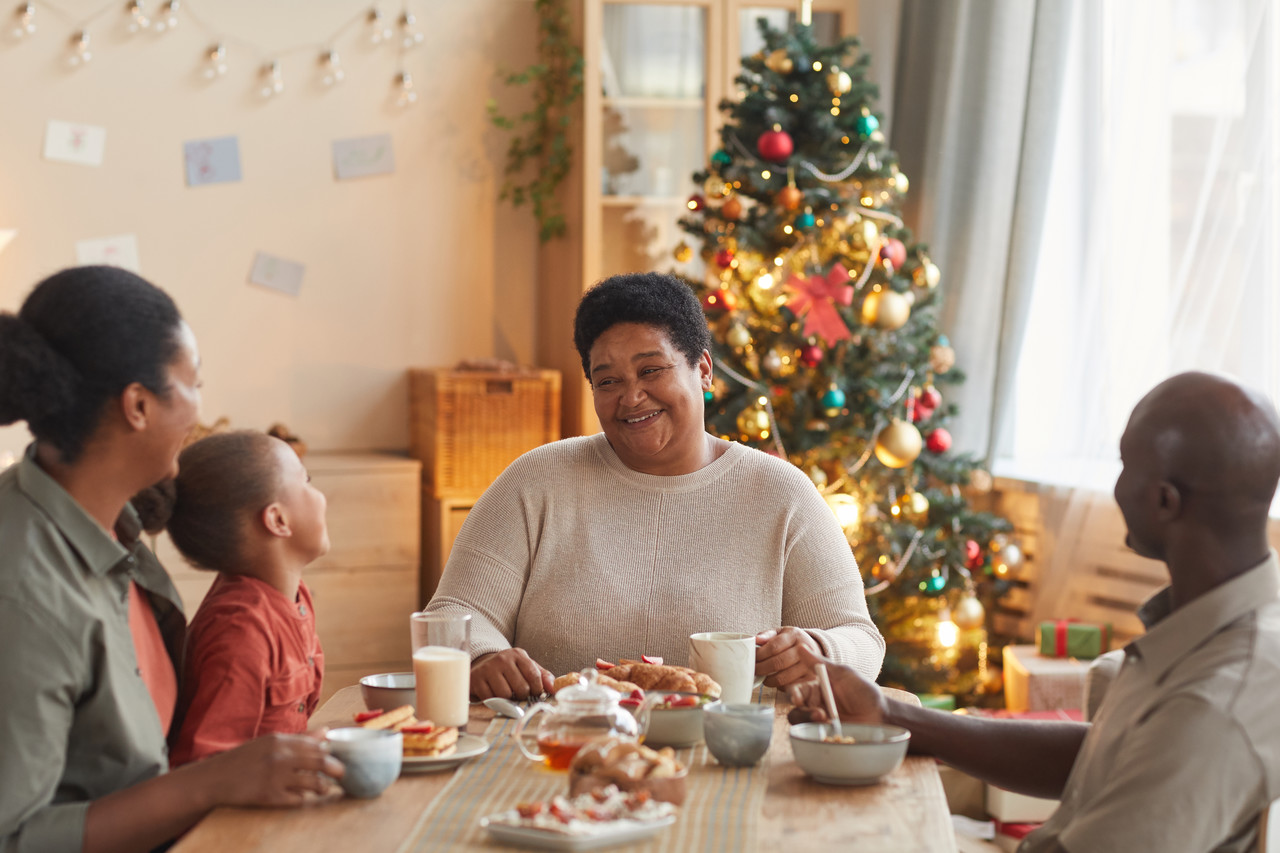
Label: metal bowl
xmin=359 ymin=672 xmax=416 ymax=712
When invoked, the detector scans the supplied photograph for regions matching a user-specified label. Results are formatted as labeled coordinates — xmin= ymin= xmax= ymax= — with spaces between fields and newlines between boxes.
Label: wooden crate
xmin=408 ymin=368 xmax=561 ymax=499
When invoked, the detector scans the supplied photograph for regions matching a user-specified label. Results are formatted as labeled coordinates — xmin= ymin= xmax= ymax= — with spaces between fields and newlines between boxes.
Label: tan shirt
xmin=426 ymin=434 xmax=885 ymax=679
xmin=0 ymin=447 xmax=185 ymax=853
xmin=1022 ymin=552 xmax=1280 ymax=853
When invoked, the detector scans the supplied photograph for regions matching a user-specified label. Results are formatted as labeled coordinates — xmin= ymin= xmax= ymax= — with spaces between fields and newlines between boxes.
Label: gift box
xmin=994 ymin=821 xmax=1043 ymax=852
xmin=1003 ymin=644 xmax=1088 ymax=713
xmin=1036 ymin=619 xmax=1110 ymax=659
xmin=986 ymin=785 xmax=1058 ymax=823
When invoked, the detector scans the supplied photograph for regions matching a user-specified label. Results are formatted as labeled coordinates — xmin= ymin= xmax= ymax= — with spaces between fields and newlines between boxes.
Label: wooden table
xmin=173 ymin=686 xmax=956 ymax=852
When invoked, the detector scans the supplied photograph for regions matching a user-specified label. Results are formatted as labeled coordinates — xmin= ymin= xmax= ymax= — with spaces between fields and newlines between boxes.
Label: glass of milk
xmin=410 ymin=611 xmax=471 ymax=727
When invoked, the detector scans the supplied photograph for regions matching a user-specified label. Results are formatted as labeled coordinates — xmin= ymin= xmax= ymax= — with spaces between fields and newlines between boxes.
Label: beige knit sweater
xmin=426 ymin=434 xmax=885 ymax=680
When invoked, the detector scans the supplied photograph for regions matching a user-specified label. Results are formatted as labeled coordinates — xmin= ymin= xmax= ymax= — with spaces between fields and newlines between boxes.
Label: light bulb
xmin=154 ymin=0 xmax=178 ymax=31
xmin=67 ymin=30 xmax=92 ymax=66
xmin=936 ymin=615 xmax=959 ymax=649
xmin=399 ymin=10 xmax=423 ymax=48
xmin=260 ymin=60 xmax=283 ymax=98
xmin=127 ymin=0 xmax=150 ymax=32
xmin=320 ymin=49 xmax=345 ymax=86
xmin=367 ymin=7 xmax=392 ymax=44
xmin=395 ymin=70 xmax=417 ymax=106
xmin=11 ymin=2 xmax=35 ymax=38
xmin=203 ymin=43 xmax=227 ymax=79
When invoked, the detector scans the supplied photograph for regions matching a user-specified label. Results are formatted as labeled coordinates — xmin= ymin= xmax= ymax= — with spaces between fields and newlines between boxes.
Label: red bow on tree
xmin=785 ymin=263 xmax=854 ymax=347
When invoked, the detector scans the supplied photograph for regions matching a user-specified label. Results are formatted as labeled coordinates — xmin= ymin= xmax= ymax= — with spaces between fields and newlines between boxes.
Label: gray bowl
xmin=360 ymin=672 xmax=415 ymax=711
xmin=790 ymin=722 xmax=910 ymax=785
xmin=703 ymin=701 xmax=773 ymax=766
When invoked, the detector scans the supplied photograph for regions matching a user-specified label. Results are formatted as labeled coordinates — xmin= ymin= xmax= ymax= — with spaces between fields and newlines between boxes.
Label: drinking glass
xmin=410 ymin=611 xmax=471 ymax=727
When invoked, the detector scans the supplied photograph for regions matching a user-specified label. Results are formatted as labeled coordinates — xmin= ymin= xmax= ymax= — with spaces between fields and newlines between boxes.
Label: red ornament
xmin=926 ymin=427 xmax=952 ymax=453
xmin=964 ymin=539 xmax=984 ymax=569
xmin=688 ymin=194 xmax=705 ymax=211
xmin=799 ymin=344 xmax=823 ymax=367
xmin=701 ymin=289 xmax=735 ymax=312
xmin=880 ymin=237 xmax=907 ymax=269
xmin=715 ymin=249 xmax=735 ymax=268
xmin=757 ymin=129 xmax=794 ymax=163
xmin=911 ymin=403 xmax=934 ymax=424
xmin=920 ymin=386 xmax=942 ymax=409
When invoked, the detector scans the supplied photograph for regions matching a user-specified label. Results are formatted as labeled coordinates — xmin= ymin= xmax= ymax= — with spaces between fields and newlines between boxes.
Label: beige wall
xmin=0 ymin=0 xmax=540 ymax=457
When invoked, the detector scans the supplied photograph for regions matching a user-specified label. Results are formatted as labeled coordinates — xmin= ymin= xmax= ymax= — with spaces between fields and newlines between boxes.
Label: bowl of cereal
xmin=789 ymin=722 xmax=910 ymax=786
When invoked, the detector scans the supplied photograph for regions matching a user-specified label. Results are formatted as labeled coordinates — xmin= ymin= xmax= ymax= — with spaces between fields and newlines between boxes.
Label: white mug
xmin=689 ymin=632 xmax=757 ymax=704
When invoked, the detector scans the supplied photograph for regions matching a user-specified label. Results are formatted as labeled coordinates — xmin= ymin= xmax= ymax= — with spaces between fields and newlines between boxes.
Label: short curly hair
xmin=572 ymin=273 xmax=711 ymax=380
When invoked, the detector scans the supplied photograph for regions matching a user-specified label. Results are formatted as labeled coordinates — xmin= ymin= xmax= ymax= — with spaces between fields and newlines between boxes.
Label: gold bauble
xmin=860 ymin=288 xmax=911 ymax=330
xmin=899 ymin=490 xmax=929 ymax=521
xmin=761 ymin=346 xmax=797 ymax=378
xmin=914 ymin=261 xmax=941 ymax=289
xmin=930 ymin=344 xmax=956 ymax=374
xmin=721 ymin=195 xmax=743 ymax=221
xmin=893 ymin=170 xmax=910 ymax=194
xmin=674 ymin=241 xmax=693 ymax=263
xmin=704 ymin=176 xmax=732 ymax=198
xmin=859 ymin=218 xmax=879 ymax=244
xmin=726 ymin=323 xmax=752 ymax=349
xmin=737 ymin=402 xmax=771 ymax=440
xmin=777 ymin=185 xmax=803 ymax=211
xmin=827 ymin=69 xmax=852 ymax=94
xmin=953 ymin=595 xmax=986 ymax=630
xmin=969 ymin=469 xmax=994 ymax=493
xmin=765 ymin=48 xmax=794 ymax=74
xmin=874 ymin=419 xmax=923 ymax=468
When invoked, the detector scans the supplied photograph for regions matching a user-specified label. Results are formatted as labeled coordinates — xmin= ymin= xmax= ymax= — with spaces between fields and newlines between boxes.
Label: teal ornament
xmin=711 ymin=149 xmax=732 ymax=167
xmin=704 ymin=389 xmax=714 ymax=403
xmin=937 ymin=334 xmax=951 ymax=347
xmin=927 ymin=573 xmax=947 ymax=593
xmin=821 ymin=386 xmax=846 ymax=409
xmin=796 ymin=212 xmax=816 ymax=229
xmin=856 ymin=113 xmax=880 ymax=137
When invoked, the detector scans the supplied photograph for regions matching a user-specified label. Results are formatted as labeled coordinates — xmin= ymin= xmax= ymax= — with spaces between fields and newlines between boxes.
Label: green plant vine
xmin=487 ymin=0 xmax=584 ymax=242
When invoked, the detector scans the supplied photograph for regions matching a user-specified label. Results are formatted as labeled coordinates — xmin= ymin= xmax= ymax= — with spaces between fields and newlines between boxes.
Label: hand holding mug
xmin=754 ymin=626 xmax=822 ymax=689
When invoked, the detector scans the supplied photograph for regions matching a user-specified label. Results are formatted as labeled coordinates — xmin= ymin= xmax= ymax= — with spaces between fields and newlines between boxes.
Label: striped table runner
xmin=395 ymin=688 xmax=776 ymax=852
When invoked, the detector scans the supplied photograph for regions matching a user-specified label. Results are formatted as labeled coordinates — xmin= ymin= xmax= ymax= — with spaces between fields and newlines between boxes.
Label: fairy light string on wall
xmin=5 ymin=0 xmax=424 ymax=105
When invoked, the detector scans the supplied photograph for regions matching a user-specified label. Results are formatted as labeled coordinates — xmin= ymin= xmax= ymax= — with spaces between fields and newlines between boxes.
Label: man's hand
xmin=786 ymin=646 xmax=887 ymax=725
xmin=754 ymin=626 xmax=823 ymax=689
xmin=471 ymin=649 xmax=555 ymax=700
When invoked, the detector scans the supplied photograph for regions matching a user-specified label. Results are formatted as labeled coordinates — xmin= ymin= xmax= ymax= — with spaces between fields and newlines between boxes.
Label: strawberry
xmin=550 ymin=802 xmax=574 ymax=823
xmin=353 ymin=710 xmax=383 ymax=723
xmin=641 ymin=654 xmax=664 ymax=665
xmin=629 ymin=689 xmax=645 ymax=701
xmin=595 ymin=658 xmax=615 ymax=670
xmin=516 ymin=801 xmax=547 ymax=819
xmin=619 ymin=697 xmax=642 ymax=708
xmin=400 ymin=721 xmax=436 ymax=734
xmin=664 ymin=694 xmax=698 ymax=708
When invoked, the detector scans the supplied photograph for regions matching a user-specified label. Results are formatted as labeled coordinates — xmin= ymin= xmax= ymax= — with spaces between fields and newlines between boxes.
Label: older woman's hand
xmin=754 ymin=627 xmax=823 ymax=689
xmin=471 ymin=649 xmax=555 ymax=701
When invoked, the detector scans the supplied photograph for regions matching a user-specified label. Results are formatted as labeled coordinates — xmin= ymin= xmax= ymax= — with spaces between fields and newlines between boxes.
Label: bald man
xmin=790 ymin=372 xmax=1280 ymax=853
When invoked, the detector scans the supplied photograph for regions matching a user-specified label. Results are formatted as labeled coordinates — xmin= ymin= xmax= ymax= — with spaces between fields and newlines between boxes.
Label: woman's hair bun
xmin=132 ymin=478 xmax=178 ymax=535
xmin=0 ymin=312 xmax=83 ymax=427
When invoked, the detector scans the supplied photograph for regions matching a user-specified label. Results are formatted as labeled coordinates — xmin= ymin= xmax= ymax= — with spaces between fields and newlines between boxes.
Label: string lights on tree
xmin=7 ymin=1 xmax=424 ymax=105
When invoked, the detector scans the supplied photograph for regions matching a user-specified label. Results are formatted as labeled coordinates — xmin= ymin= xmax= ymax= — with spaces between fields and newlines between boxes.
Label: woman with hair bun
xmin=0 ymin=266 xmax=342 ymax=853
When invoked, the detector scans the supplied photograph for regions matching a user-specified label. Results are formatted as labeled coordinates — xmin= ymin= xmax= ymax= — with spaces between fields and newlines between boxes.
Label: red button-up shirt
xmin=171 ymin=573 xmax=324 ymax=766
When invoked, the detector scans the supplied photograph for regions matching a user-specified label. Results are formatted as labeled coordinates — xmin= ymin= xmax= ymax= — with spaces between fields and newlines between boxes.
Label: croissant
xmin=610 ymin=664 xmax=697 ymax=694
xmin=552 ymin=671 xmax=641 ymax=695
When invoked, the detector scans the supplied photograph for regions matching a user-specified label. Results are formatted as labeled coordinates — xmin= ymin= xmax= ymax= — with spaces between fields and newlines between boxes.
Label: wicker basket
xmin=409 ymin=368 xmax=561 ymax=498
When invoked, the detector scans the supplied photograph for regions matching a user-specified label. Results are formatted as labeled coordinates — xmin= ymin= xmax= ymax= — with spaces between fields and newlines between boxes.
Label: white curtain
xmin=999 ymin=0 xmax=1280 ymax=492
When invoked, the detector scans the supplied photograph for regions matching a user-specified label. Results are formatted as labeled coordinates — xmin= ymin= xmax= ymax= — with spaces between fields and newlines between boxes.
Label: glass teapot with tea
xmin=514 ymin=668 xmax=652 ymax=769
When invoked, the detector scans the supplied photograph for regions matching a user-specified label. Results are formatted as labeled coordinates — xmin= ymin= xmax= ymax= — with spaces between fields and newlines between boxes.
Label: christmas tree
xmin=675 ymin=14 xmax=1018 ymax=703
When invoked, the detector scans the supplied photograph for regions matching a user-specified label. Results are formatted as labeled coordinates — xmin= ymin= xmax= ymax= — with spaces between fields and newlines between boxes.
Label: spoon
xmin=483 ymin=697 xmax=526 ymax=719
xmin=814 ymin=663 xmax=842 ymax=740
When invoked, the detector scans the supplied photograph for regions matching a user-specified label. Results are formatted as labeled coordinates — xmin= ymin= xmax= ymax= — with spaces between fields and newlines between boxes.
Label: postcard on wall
xmin=183 ymin=136 xmax=243 ymax=187
xmin=44 ymin=120 xmax=107 ymax=166
xmin=249 ymin=251 xmax=305 ymax=297
xmin=75 ymin=234 xmax=141 ymax=273
xmin=332 ymin=134 xmax=395 ymax=180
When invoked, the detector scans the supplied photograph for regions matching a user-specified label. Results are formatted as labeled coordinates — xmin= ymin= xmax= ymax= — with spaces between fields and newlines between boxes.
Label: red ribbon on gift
xmin=1054 ymin=619 xmax=1075 ymax=657
xmin=785 ymin=263 xmax=854 ymax=346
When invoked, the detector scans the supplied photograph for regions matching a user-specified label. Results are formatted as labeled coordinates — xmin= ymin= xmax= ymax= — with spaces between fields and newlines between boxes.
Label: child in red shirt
xmin=147 ymin=430 xmax=329 ymax=766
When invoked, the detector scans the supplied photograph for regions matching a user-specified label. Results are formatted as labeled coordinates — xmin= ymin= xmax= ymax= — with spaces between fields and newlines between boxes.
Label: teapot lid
xmin=557 ymin=667 xmax=619 ymax=711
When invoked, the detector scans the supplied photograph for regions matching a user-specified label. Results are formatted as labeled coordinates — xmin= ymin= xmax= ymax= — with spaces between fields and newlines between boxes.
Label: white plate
xmin=479 ymin=815 xmax=676 ymax=851
xmin=400 ymin=734 xmax=489 ymax=773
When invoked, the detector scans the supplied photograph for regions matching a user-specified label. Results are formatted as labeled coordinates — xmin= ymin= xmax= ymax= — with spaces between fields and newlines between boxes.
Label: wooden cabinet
xmin=537 ymin=0 xmax=861 ymax=437
xmin=155 ymin=452 xmax=422 ymax=704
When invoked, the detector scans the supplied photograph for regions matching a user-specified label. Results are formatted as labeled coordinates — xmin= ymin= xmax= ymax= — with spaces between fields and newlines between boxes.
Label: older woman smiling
xmin=425 ymin=272 xmax=884 ymax=701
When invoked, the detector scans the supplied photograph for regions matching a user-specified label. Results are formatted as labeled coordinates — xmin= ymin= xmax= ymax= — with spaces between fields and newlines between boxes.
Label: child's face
xmin=272 ymin=440 xmax=329 ymax=562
